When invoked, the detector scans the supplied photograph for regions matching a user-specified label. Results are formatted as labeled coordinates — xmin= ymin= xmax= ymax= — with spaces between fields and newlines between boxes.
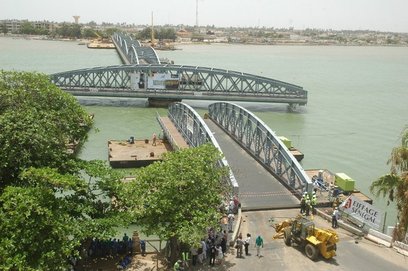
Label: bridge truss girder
xmin=50 ymin=64 xmax=308 ymax=105
xmin=113 ymin=32 xmax=160 ymax=65
xmin=167 ymin=102 xmax=239 ymax=195
xmin=208 ymin=102 xmax=313 ymax=196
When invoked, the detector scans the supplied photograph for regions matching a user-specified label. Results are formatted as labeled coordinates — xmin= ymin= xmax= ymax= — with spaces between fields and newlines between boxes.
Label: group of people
xmin=174 ymin=228 xmax=228 ymax=270
xmin=87 ymin=234 xmax=134 ymax=258
xmin=235 ymin=233 xmax=264 ymax=258
xmin=300 ymin=190 xmax=318 ymax=216
xmin=300 ymin=188 xmax=342 ymax=229
xmin=173 ymin=195 xmax=242 ymax=270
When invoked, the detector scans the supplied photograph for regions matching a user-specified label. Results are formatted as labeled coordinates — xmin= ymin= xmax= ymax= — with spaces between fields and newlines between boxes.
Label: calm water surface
xmin=1 ymin=36 xmax=408 ymax=229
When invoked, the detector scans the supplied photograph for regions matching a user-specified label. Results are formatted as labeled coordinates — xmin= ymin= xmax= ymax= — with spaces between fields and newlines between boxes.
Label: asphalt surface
xmin=204 ymin=119 xmax=299 ymax=210
xmin=185 ymin=209 xmax=408 ymax=271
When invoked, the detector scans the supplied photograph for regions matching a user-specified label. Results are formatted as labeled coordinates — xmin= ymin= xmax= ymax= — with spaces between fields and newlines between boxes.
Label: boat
xmin=278 ymin=136 xmax=304 ymax=162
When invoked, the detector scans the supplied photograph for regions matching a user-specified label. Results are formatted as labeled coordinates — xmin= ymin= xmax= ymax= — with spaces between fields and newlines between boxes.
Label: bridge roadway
xmin=204 ymin=119 xmax=299 ymax=210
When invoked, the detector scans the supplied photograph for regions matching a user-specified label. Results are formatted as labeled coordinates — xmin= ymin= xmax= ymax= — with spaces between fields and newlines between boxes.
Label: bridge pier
xmin=147 ymin=98 xmax=182 ymax=107
xmin=288 ymin=103 xmax=299 ymax=112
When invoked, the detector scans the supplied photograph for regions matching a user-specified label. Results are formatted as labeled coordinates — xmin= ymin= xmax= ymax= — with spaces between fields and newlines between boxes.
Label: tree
xmin=20 ymin=21 xmax=35 ymax=34
xmin=0 ymin=71 xmax=128 ymax=270
xmin=0 ymin=162 xmax=128 ymax=270
xmin=137 ymin=27 xmax=157 ymax=41
xmin=82 ymin=28 xmax=99 ymax=39
xmin=370 ymin=127 xmax=408 ymax=241
xmin=157 ymin=28 xmax=177 ymax=41
xmin=121 ymin=144 xmax=229 ymax=264
xmin=56 ymin=23 xmax=82 ymax=39
xmin=0 ymin=71 xmax=92 ymax=186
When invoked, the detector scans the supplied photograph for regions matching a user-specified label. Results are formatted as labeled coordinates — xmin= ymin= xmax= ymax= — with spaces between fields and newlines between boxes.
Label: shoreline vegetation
xmin=2 ymin=19 xmax=408 ymax=47
xmin=0 ymin=33 xmax=408 ymax=50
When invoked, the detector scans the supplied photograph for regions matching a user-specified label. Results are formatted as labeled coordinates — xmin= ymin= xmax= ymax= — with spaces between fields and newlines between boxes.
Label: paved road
xmin=226 ymin=210 xmax=407 ymax=271
xmin=205 ymin=119 xmax=299 ymax=210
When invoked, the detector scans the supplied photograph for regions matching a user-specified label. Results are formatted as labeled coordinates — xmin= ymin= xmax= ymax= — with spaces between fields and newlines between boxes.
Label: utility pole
xmin=151 ymin=11 xmax=155 ymax=46
xmin=195 ymin=0 xmax=199 ymax=27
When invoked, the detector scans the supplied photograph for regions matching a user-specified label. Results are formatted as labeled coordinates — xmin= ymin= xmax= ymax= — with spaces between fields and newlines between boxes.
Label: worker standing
xmin=305 ymin=193 xmax=311 ymax=216
xmin=332 ymin=207 xmax=339 ymax=228
xmin=311 ymin=192 xmax=317 ymax=215
xmin=300 ymin=192 xmax=307 ymax=214
xmin=152 ymin=133 xmax=157 ymax=146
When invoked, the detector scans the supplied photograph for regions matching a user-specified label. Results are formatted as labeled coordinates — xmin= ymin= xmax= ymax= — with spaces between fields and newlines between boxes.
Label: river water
xmin=1 ymin=36 xmax=407 ymax=229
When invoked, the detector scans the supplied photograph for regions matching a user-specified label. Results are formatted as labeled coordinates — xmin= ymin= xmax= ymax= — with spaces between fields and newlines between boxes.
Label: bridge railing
xmin=156 ymin=114 xmax=182 ymax=151
xmin=208 ymin=102 xmax=312 ymax=196
xmin=167 ymin=102 xmax=239 ymax=195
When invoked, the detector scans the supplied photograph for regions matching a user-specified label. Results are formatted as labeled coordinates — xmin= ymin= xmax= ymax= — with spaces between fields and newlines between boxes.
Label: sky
xmin=1 ymin=0 xmax=408 ymax=33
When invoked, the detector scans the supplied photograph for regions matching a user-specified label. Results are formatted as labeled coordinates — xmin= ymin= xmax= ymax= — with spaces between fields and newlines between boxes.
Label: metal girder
xmin=167 ymin=102 xmax=239 ymax=195
xmin=50 ymin=64 xmax=308 ymax=106
xmin=208 ymin=102 xmax=313 ymax=195
xmin=112 ymin=32 xmax=160 ymax=64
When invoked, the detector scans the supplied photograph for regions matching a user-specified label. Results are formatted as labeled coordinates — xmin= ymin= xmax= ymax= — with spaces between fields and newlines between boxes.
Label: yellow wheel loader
xmin=282 ymin=216 xmax=338 ymax=261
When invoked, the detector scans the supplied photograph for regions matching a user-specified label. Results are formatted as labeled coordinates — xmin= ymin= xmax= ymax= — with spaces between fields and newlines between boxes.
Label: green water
xmin=1 ymin=37 xmax=408 ymax=229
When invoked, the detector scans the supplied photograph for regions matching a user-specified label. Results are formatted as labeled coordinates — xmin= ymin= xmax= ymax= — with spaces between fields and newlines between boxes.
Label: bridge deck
xmin=204 ymin=119 xmax=299 ymax=210
xmin=158 ymin=117 xmax=189 ymax=150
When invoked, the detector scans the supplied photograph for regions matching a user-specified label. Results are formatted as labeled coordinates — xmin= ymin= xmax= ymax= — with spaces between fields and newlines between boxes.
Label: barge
xmin=108 ymin=138 xmax=172 ymax=168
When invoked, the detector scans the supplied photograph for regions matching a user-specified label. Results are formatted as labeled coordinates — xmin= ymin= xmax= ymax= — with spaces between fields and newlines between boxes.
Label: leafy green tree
xmin=56 ymin=23 xmax=82 ymax=39
xmin=0 ymin=71 xmax=92 ymax=186
xmin=121 ymin=144 xmax=229 ymax=264
xmin=157 ymin=28 xmax=177 ymax=41
xmin=0 ymin=162 xmax=128 ymax=270
xmin=137 ymin=27 xmax=157 ymax=41
xmin=0 ymin=70 xmax=128 ymax=270
xmin=20 ymin=21 xmax=35 ymax=34
xmin=104 ymin=28 xmax=119 ymax=38
xmin=82 ymin=28 xmax=99 ymax=39
xmin=370 ymin=127 xmax=408 ymax=241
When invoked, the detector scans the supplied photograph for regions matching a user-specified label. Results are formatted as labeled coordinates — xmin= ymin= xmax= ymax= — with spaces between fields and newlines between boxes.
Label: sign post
xmin=340 ymin=194 xmax=383 ymax=230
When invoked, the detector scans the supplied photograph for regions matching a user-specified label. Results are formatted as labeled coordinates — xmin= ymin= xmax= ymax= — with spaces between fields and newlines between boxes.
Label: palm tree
xmin=370 ymin=127 xmax=408 ymax=241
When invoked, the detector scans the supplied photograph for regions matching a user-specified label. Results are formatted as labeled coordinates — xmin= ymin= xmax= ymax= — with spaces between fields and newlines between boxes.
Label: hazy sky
xmin=2 ymin=0 xmax=407 ymax=32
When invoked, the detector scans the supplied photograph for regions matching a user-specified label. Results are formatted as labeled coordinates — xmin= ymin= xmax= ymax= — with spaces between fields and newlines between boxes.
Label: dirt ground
xmin=77 ymin=253 xmax=167 ymax=271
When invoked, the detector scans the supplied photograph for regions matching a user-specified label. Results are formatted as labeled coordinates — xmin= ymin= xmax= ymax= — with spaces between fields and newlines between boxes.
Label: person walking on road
xmin=244 ymin=233 xmax=251 ymax=256
xmin=235 ymin=234 xmax=244 ymax=258
xmin=255 ymin=235 xmax=264 ymax=257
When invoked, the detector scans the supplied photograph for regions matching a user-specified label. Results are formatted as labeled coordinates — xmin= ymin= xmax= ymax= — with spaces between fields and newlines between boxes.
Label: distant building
xmin=176 ymin=29 xmax=192 ymax=42
xmin=0 ymin=19 xmax=56 ymax=34
xmin=0 ymin=19 xmax=23 ymax=33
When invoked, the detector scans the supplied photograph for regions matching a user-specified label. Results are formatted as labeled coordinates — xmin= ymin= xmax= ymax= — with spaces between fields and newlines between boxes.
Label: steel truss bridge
xmin=160 ymin=101 xmax=311 ymax=206
xmin=112 ymin=32 xmax=161 ymax=64
xmin=208 ymin=102 xmax=313 ymax=196
xmin=164 ymin=102 xmax=239 ymax=195
xmin=50 ymin=64 xmax=308 ymax=107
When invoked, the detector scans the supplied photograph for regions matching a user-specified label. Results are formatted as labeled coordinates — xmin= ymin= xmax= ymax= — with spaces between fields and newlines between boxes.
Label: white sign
xmin=340 ymin=194 xmax=382 ymax=230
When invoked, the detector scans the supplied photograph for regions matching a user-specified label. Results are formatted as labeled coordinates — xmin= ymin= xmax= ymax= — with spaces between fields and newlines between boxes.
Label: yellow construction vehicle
xmin=278 ymin=216 xmax=338 ymax=261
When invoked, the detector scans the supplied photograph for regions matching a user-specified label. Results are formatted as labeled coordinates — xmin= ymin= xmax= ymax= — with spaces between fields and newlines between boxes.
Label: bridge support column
xmin=288 ymin=103 xmax=299 ymax=112
xmin=147 ymin=98 xmax=182 ymax=107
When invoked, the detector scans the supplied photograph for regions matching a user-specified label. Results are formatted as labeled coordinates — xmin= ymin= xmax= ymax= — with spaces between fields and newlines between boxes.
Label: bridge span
xmin=50 ymin=63 xmax=308 ymax=108
xmin=162 ymin=102 xmax=311 ymax=210
xmin=50 ymin=32 xmax=308 ymax=108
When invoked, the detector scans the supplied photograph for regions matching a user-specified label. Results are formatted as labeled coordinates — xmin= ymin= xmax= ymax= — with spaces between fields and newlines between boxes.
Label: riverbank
xmin=2 ymin=33 xmax=408 ymax=48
